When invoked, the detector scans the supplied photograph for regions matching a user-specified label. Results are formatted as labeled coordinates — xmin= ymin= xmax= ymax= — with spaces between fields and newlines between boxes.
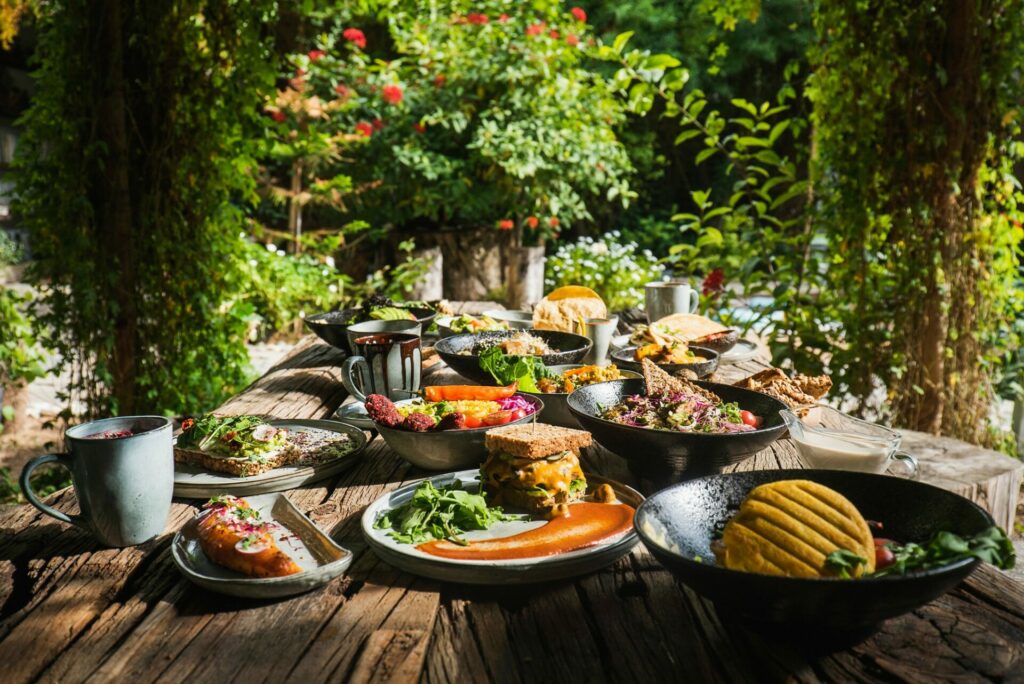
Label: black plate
xmin=435 ymin=330 xmax=592 ymax=385
xmin=691 ymin=328 xmax=739 ymax=354
xmin=611 ymin=345 xmax=720 ymax=379
xmin=566 ymin=378 xmax=787 ymax=491
xmin=305 ymin=307 xmax=436 ymax=351
xmin=634 ymin=469 xmax=992 ymax=631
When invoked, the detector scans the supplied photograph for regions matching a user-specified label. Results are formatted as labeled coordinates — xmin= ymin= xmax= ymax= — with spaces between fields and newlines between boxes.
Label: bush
xmin=545 ymin=231 xmax=663 ymax=310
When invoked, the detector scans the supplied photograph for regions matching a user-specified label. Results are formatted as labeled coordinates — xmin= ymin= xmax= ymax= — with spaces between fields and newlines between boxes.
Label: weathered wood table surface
xmin=2 ymin=332 xmax=1023 ymax=682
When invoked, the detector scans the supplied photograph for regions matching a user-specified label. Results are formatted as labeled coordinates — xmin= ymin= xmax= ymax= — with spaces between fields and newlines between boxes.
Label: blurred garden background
xmin=0 ymin=0 xmax=1022 ymax=500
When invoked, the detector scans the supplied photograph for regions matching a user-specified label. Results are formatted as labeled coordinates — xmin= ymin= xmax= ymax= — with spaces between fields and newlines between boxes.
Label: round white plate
xmin=171 ymin=492 xmax=353 ymax=598
xmin=173 ymin=419 xmax=367 ymax=498
xmin=362 ymin=470 xmax=642 ymax=584
xmin=719 ymin=339 xmax=760 ymax=364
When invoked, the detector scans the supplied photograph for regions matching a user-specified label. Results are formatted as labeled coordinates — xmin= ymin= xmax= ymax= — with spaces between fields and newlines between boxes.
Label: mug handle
xmin=887 ymin=450 xmax=919 ymax=479
xmin=688 ymin=288 xmax=700 ymax=313
xmin=20 ymin=453 xmax=85 ymax=528
xmin=341 ymin=355 xmax=369 ymax=403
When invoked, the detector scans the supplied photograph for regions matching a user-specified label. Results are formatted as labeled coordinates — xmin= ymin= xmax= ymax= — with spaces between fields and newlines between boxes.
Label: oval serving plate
xmin=362 ymin=470 xmax=643 ymax=584
xmin=171 ymin=492 xmax=354 ymax=599
xmin=173 ymin=419 xmax=368 ymax=498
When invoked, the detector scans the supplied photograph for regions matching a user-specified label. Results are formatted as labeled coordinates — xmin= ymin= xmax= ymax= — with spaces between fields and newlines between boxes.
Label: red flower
xmin=355 ymin=121 xmax=373 ymax=137
xmin=413 ymin=122 xmax=426 ymax=134
xmin=269 ymin=110 xmax=286 ymax=123
xmin=334 ymin=83 xmax=351 ymax=99
xmin=526 ymin=22 xmax=545 ymax=36
xmin=548 ymin=217 xmax=560 ymax=228
xmin=570 ymin=7 xmax=587 ymax=22
xmin=181 ymin=418 xmax=195 ymax=432
xmin=497 ymin=219 xmax=514 ymax=231
xmin=566 ymin=34 xmax=579 ymax=47
xmin=372 ymin=118 xmax=384 ymax=131
xmin=343 ymin=28 xmax=367 ymax=49
xmin=702 ymin=268 xmax=726 ymax=296
xmin=548 ymin=29 xmax=560 ymax=39
xmin=308 ymin=49 xmax=326 ymax=61
xmin=467 ymin=13 xmax=489 ymax=25
xmin=526 ymin=216 xmax=539 ymax=229
xmin=433 ymin=74 xmax=446 ymax=87
xmin=382 ymin=84 xmax=404 ymax=104
xmin=498 ymin=13 xmax=510 ymax=22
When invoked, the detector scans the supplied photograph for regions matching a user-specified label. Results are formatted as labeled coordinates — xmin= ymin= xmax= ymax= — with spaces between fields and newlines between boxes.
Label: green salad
xmin=478 ymin=347 xmax=556 ymax=393
xmin=177 ymin=415 xmax=289 ymax=462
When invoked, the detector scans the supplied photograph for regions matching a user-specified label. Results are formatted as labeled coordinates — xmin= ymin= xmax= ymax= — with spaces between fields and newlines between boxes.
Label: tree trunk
xmin=96 ymin=0 xmax=137 ymax=415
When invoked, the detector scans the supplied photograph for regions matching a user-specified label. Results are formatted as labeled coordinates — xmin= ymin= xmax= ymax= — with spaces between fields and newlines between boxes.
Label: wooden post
xmin=506 ymin=245 xmax=546 ymax=309
xmin=288 ymin=160 xmax=303 ymax=254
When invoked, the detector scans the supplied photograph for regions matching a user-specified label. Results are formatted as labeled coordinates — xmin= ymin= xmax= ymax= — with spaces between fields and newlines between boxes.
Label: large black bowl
xmin=305 ymin=307 xmax=436 ymax=351
xmin=611 ymin=345 xmax=720 ymax=379
xmin=435 ymin=330 xmax=592 ymax=385
xmin=567 ymin=378 xmax=788 ymax=490
xmin=634 ymin=469 xmax=993 ymax=631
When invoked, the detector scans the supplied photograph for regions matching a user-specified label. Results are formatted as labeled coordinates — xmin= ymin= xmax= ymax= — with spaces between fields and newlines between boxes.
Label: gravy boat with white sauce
xmin=781 ymin=406 xmax=918 ymax=478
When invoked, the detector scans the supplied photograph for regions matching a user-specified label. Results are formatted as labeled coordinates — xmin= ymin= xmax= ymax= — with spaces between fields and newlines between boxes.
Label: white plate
xmin=362 ymin=470 xmax=642 ymax=584
xmin=610 ymin=334 xmax=631 ymax=351
xmin=173 ymin=419 xmax=367 ymax=498
xmin=171 ymin=492 xmax=353 ymax=598
xmin=719 ymin=339 xmax=760 ymax=364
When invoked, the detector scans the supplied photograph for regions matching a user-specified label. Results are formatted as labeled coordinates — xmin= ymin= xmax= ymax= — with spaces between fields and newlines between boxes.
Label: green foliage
xmin=545 ymin=231 xmax=663 ymax=310
xmin=14 ymin=0 xmax=278 ymax=417
xmin=0 ymin=233 xmax=45 ymax=397
xmin=336 ymin=0 xmax=637 ymax=244
xmin=0 ymin=464 xmax=72 ymax=506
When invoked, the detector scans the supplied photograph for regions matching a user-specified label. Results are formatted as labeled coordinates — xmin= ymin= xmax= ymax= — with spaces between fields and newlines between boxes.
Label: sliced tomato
xmin=511 ymin=408 xmax=527 ymax=421
xmin=462 ymin=414 xmax=483 ymax=429
xmin=875 ymin=544 xmax=895 ymax=569
xmin=740 ymin=410 xmax=762 ymax=428
xmin=482 ymin=410 xmax=516 ymax=426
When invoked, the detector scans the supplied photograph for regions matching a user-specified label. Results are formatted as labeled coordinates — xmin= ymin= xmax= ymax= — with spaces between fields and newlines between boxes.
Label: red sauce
xmin=417 ymin=502 xmax=635 ymax=561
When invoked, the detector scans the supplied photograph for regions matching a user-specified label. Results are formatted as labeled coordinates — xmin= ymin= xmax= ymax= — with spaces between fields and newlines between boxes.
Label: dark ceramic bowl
xmin=305 ymin=307 xmax=436 ymax=351
xmin=518 ymin=364 xmax=642 ymax=428
xmin=435 ymin=330 xmax=593 ymax=385
xmin=691 ymin=329 xmax=739 ymax=354
xmin=567 ymin=378 xmax=788 ymax=491
xmin=374 ymin=394 xmax=544 ymax=470
xmin=610 ymin=345 xmax=720 ymax=379
xmin=634 ymin=469 xmax=993 ymax=631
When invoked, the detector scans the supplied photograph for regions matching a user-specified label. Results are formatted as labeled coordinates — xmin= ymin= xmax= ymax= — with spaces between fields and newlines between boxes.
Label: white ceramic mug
xmin=341 ymin=333 xmax=422 ymax=402
xmin=645 ymin=281 xmax=699 ymax=323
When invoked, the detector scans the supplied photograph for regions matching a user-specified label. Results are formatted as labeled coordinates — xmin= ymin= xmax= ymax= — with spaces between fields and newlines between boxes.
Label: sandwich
xmin=481 ymin=423 xmax=592 ymax=516
xmin=175 ymin=415 xmax=301 ymax=477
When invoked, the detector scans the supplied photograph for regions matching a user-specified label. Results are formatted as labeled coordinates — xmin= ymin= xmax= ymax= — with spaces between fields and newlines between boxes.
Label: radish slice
xmin=235 ymin=536 xmax=271 ymax=554
xmin=251 ymin=424 xmax=279 ymax=442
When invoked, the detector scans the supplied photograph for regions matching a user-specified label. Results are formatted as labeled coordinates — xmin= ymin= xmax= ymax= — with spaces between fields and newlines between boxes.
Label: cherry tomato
xmin=462 ymin=414 xmax=483 ymax=429
xmin=511 ymin=408 xmax=527 ymax=421
xmin=875 ymin=543 xmax=895 ymax=569
xmin=482 ymin=410 xmax=516 ymax=426
xmin=740 ymin=410 xmax=762 ymax=428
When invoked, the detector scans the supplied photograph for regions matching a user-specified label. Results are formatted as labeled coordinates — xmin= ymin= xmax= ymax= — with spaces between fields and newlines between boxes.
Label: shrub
xmin=545 ymin=231 xmax=663 ymax=310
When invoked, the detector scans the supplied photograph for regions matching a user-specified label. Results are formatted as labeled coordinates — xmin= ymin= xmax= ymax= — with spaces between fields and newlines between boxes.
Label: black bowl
xmin=305 ymin=307 xmax=436 ymax=351
xmin=611 ymin=345 xmax=720 ymax=379
xmin=634 ymin=469 xmax=993 ymax=631
xmin=692 ymin=329 xmax=739 ymax=354
xmin=567 ymin=378 xmax=788 ymax=491
xmin=435 ymin=330 xmax=592 ymax=385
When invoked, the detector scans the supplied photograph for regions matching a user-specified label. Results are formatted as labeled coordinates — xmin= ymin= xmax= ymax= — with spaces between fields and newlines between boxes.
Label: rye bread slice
xmin=484 ymin=423 xmax=591 ymax=459
xmin=641 ymin=358 xmax=719 ymax=403
xmin=174 ymin=443 xmax=301 ymax=477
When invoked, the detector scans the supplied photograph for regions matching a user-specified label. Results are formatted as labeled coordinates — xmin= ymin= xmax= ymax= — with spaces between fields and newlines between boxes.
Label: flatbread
xmin=641 ymin=358 xmax=719 ymax=403
xmin=649 ymin=313 xmax=728 ymax=344
xmin=532 ymin=287 xmax=607 ymax=333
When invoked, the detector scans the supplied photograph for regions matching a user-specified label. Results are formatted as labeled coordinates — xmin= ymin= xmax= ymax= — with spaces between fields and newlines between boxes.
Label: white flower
xmin=328 ymin=284 xmax=338 ymax=293
xmin=322 ymin=268 xmax=329 ymax=276
xmin=265 ymin=242 xmax=277 ymax=252
xmin=299 ymin=310 xmax=306 ymax=319
xmin=248 ymin=259 xmax=258 ymax=266
xmin=277 ymin=249 xmax=286 ymax=257
xmin=325 ymin=256 xmax=336 ymax=268
xmin=590 ymin=242 xmax=609 ymax=255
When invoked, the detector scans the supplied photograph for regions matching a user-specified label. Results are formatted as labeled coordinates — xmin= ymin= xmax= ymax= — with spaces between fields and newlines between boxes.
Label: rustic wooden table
xmin=2 ymin=334 xmax=1023 ymax=683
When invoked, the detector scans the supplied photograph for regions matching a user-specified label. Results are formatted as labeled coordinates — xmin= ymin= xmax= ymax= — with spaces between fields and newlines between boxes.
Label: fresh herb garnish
xmin=374 ymin=479 xmax=524 ymax=545
xmin=825 ymin=549 xmax=868 ymax=578
xmin=177 ymin=415 xmax=287 ymax=459
xmin=569 ymin=478 xmax=587 ymax=495
xmin=870 ymin=526 xmax=1015 ymax=577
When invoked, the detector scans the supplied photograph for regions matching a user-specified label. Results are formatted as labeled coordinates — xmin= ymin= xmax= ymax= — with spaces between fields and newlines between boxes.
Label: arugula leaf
xmin=373 ymin=479 xmax=525 ymax=544
xmin=824 ymin=549 xmax=867 ymax=578
xmin=478 ymin=346 xmax=554 ymax=391
xmin=871 ymin=526 xmax=1016 ymax=577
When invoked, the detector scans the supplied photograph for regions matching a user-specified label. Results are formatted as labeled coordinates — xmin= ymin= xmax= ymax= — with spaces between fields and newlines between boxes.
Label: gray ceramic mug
xmin=20 ymin=416 xmax=174 ymax=547
xmin=341 ymin=333 xmax=422 ymax=402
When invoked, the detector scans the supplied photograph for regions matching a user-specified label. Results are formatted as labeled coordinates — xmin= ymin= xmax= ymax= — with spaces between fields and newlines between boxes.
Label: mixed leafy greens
xmin=177 ymin=415 xmax=288 ymax=461
xmin=478 ymin=346 xmax=556 ymax=393
xmin=374 ymin=480 xmax=524 ymax=545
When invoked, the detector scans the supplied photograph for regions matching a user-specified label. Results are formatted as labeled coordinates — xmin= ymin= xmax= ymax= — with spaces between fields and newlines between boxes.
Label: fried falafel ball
xmin=436 ymin=412 xmax=467 ymax=431
xmin=402 ymin=412 xmax=436 ymax=432
xmin=364 ymin=394 xmax=402 ymax=428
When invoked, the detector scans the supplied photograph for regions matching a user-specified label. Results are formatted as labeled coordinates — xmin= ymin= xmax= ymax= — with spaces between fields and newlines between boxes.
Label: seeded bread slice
xmin=484 ymin=423 xmax=592 ymax=459
xmin=174 ymin=443 xmax=301 ymax=477
xmin=641 ymin=358 xmax=719 ymax=403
